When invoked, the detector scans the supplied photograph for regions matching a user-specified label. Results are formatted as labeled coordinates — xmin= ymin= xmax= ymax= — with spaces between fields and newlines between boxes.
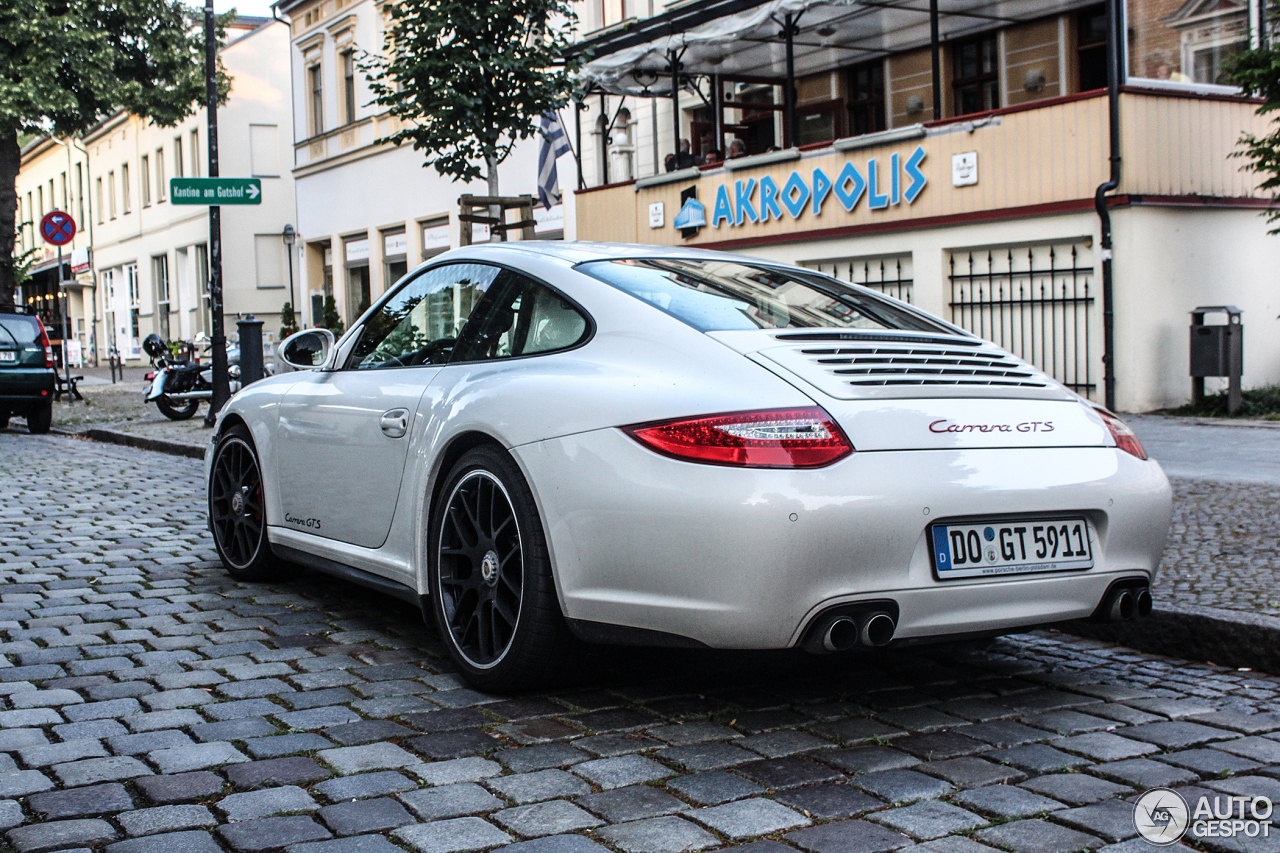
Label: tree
xmin=363 ymin=0 xmax=580 ymax=204
xmin=320 ymin=295 xmax=344 ymax=335
xmin=279 ymin=302 xmax=300 ymax=338
xmin=1 ymin=0 xmax=229 ymax=308
xmin=1226 ymin=12 xmax=1280 ymax=233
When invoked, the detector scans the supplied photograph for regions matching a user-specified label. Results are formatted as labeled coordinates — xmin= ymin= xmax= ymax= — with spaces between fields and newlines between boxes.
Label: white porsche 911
xmin=206 ymin=242 xmax=1171 ymax=691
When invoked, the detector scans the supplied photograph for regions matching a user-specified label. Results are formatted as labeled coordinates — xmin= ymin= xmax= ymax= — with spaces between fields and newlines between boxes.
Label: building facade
xmin=83 ymin=17 xmax=297 ymax=362
xmin=275 ymin=0 xmax=566 ymax=331
xmin=567 ymin=0 xmax=1279 ymax=413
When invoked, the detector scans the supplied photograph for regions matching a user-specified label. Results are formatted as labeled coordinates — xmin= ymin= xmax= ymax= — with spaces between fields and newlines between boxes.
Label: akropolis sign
xmin=672 ymin=144 xmax=928 ymax=232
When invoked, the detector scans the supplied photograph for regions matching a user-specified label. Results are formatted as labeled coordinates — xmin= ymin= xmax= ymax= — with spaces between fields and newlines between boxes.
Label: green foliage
xmin=0 ymin=0 xmax=231 ymax=139
xmin=361 ymin=0 xmax=580 ymax=188
xmin=12 ymin=222 xmax=35 ymax=290
xmin=320 ymin=295 xmax=344 ymax=335
xmin=1225 ymin=17 xmax=1280 ymax=233
xmin=1168 ymin=383 xmax=1280 ymax=418
xmin=279 ymin=301 xmax=300 ymax=338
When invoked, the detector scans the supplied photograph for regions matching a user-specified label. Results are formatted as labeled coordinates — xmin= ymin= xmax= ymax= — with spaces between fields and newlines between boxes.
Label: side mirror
xmin=278 ymin=328 xmax=335 ymax=372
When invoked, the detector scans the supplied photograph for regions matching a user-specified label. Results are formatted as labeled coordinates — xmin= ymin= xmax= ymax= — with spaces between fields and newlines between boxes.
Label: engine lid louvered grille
xmin=796 ymin=344 xmax=1047 ymax=388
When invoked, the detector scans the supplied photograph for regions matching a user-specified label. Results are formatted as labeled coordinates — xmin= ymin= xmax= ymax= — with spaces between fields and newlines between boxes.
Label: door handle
xmin=379 ymin=408 xmax=409 ymax=439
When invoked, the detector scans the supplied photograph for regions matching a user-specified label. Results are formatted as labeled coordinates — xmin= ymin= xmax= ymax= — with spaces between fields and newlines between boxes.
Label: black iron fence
xmin=949 ymin=244 xmax=1097 ymax=399
xmin=807 ymin=256 xmax=914 ymax=304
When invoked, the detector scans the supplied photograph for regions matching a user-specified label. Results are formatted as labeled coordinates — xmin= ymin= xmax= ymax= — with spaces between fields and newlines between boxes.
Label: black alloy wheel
xmin=429 ymin=446 xmax=576 ymax=691
xmin=209 ymin=424 xmax=281 ymax=580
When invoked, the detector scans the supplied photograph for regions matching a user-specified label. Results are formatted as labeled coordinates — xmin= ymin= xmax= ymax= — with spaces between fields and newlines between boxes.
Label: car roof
xmin=437 ymin=241 xmax=782 ymax=269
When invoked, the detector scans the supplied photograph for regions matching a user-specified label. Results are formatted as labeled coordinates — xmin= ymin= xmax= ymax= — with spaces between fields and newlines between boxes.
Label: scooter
xmin=142 ymin=334 xmax=242 ymax=420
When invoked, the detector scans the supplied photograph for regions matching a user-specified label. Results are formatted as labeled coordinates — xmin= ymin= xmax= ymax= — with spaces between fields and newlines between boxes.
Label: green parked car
xmin=0 ymin=311 xmax=56 ymax=434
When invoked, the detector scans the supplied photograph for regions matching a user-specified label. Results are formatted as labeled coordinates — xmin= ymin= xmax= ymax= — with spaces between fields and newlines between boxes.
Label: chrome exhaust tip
xmin=1135 ymin=588 xmax=1153 ymax=617
xmin=1108 ymin=589 xmax=1136 ymax=622
xmin=822 ymin=616 xmax=860 ymax=652
xmin=858 ymin=612 xmax=896 ymax=647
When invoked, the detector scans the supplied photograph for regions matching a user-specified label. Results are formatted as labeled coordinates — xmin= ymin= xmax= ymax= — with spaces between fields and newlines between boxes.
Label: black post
xmin=670 ymin=50 xmax=681 ymax=163
xmin=930 ymin=0 xmax=942 ymax=120
xmin=598 ymin=94 xmax=610 ymax=185
xmin=783 ymin=15 xmax=798 ymax=146
xmin=204 ymin=0 xmax=229 ymax=427
xmin=711 ymin=73 xmax=724 ymax=155
xmin=236 ymin=315 xmax=264 ymax=385
xmin=1094 ymin=0 xmax=1123 ymax=412
xmin=58 ymin=246 xmax=71 ymax=397
xmin=574 ymin=99 xmax=584 ymax=189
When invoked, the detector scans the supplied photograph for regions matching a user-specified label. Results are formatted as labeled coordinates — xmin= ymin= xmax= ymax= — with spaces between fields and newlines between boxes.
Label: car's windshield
xmin=577 ymin=258 xmax=950 ymax=334
xmin=0 ymin=316 xmax=40 ymax=345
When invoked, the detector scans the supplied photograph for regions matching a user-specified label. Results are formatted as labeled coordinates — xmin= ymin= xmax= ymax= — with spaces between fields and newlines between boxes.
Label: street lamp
xmin=282 ymin=224 xmax=296 ymax=328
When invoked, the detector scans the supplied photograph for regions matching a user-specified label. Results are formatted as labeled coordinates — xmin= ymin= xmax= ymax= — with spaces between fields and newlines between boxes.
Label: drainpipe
xmin=929 ymin=0 xmax=942 ymax=120
xmin=1093 ymin=0 xmax=1122 ymax=412
xmin=669 ymin=49 xmax=681 ymax=163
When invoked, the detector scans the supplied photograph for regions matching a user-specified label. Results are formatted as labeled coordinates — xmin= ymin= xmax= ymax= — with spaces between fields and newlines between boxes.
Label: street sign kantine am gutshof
xmin=170 ymin=177 xmax=262 ymax=205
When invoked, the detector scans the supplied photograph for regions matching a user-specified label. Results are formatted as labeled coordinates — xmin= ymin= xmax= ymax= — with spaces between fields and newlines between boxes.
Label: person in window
xmin=674 ymin=138 xmax=700 ymax=169
xmin=728 ymin=139 xmax=747 ymax=159
xmin=702 ymin=149 xmax=723 ymax=167
xmin=664 ymin=152 xmax=677 ymax=172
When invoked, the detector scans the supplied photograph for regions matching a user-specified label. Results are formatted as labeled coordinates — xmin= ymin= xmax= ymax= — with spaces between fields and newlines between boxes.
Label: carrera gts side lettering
xmin=929 ymin=420 xmax=1055 ymax=434
xmin=284 ymin=513 xmax=322 ymax=530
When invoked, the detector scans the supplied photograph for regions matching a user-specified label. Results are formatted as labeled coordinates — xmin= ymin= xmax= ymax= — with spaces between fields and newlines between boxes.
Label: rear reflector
xmin=1097 ymin=409 xmax=1147 ymax=460
xmin=625 ymin=407 xmax=854 ymax=468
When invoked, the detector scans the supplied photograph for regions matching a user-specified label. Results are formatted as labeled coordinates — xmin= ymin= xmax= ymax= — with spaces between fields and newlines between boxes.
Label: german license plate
xmin=0 ymin=351 xmax=15 ymax=362
xmin=931 ymin=518 xmax=1093 ymax=579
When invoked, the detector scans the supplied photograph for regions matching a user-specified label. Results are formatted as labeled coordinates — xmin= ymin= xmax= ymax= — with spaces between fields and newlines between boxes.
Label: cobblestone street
xmin=3 ymin=432 xmax=1280 ymax=853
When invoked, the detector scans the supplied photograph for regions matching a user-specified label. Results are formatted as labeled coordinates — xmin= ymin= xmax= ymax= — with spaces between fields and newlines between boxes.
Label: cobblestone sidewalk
xmin=5 ymin=433 xmax=1280 ymax=853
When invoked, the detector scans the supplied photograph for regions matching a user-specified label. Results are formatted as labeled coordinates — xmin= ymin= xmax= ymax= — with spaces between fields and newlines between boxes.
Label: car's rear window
xmin=0 ymin=316 xmax=41 ymax=344
xmin=577 ymin=258 xmax=949 ymax=334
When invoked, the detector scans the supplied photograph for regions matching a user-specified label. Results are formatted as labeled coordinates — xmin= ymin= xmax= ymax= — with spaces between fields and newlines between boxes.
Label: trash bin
xmin=237 ymin=315 xmax=265 ymax=386
xmin=1189 ymin=305 xmax=1243 ymax=414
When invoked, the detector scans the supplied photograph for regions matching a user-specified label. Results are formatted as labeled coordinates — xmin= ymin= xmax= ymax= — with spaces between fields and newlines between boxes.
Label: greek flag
xmin=537 ymin=111 xmax=571 ymax=211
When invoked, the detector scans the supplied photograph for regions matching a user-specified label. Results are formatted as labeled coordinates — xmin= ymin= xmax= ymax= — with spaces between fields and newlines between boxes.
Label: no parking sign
xmin=40 ymin=211 xmax=76 ymax=246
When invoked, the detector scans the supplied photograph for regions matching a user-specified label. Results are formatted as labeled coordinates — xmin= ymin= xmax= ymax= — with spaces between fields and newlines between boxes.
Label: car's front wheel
xmin=428 ymin=445 xmax=576 ymax=692
xmin=209 ymin=424 xmax=284 ymax=581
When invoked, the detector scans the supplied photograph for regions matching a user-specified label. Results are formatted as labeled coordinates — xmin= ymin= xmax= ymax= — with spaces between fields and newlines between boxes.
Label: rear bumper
xmin=514 ymin=429 xmax=1172 ymax=649
xmin=0 ymin=370 xmax=56 ymax=409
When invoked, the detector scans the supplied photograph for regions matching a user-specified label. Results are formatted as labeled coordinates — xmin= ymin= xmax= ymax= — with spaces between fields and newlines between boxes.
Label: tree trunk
xmin=485 ymin=152 xmax=502 ymax=242
xmin=0 ymin=127 xmax=20 ymax=311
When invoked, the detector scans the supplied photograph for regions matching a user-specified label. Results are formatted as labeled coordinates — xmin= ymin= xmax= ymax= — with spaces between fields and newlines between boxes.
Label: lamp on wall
xmin=1024 ymin=69 xmax=1046 ymax=92
xmin=906 ymin=95 xmax=925 ymax=114
xmin=282 ymin=224 xmax=297 ymax=326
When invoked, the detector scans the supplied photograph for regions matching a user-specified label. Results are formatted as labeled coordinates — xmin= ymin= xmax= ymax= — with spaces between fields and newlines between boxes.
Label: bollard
xmin=236 ymin=315 xmax=265 ymax=386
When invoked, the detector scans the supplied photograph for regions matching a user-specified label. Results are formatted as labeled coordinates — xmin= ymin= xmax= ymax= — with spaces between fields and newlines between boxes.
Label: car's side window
xmin=346 ymin=263 xmax=500 ymax=370
xmin=451 ymin=271 xmax=589 ymax=363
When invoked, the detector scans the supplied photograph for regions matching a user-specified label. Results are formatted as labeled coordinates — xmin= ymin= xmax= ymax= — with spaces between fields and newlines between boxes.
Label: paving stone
xmin=106 ymin=830 xmax=225 ymax=853
xmin=953 ymin=785 xmax=1067 ymax=819
xmin=6 ymin=818 xmax=118 ymax=853
xmin=892 ymin=732 xmax=989 ymax=761
xmin=497 ymin=835 xmax=610 ymax=853
xmin=577 ymin=785 xmax=687 ymax=822
xmin=226 ymin=757 xmax=331 ymax=791
xmin=495 ymin=745 xmax=590 ymax=773
xmin=19 ymin=738 xmax=107 ymax=767
xmin=738 ymin=730 xmax=832 ymax=757
xmin=488 ymin=769 xmax=592 ymax=803
xmin=737 ymin=756 xmax=843 ymax=789
xmin=317 ymin=797 xmax=415 ymax=835
xmin=217 ymin=815 xmax=332 ymax=851
xmin=1159 ymin=748 xmax=1262 ymax=775
xmin=53 ymin=755 xmax=153 ymax=786
xmin=1051 ymin=733 xmax=1157 ymax=762
xmin=218 ymin=785 xmax=319 ymax=821
xmin=314 ymin=771 xmax=418 ymax=803
xmin=689 ymin=797 xmax=810 ymax=839
xmin=28 ymin=782 xmax=134 ymax=819
xmin=1020 ymin=774 xmax=1132 ymax=806
xmin=648 ymin=723 xmax=741 ymax=746
xmin=776 ymin=782 xmax=883 ymax=818
xmin=811 ymin=719 xmax=904 ymax=745
xmin=394 ymin=816 xmax=513 ymax=853
xmin=922 ymin=757 xmax=1026 ymax=787
xmin=285 ymin=835 xmax=405 ymax=853
xmin=0 ymin=770 xmax=55 ymax=797
xmin=319 ymin=742 xmax=423 ymax=775
xmin=135 ymin=771 xmax=225 ymax=805
xmin=1189 ymin=711 xmax=1280 ymax=735
xmin=276 ymin=707 xmax=363 ymax=730
xmin=191 ymin=717 xmax=278 ymax=743
xmin=410 ymin=731 xmax=503 ymax=759
xmin=0 ymin=800 xmax=22 ymax=830
xmin=666 ymin=771 xmax=764 ymax=804
xmin=574 ymin=755 xmax=672 ymax=789
xmin=1022 ymin=711 xmax=1115 ymax=736
xmin=1052 ymin=800 xmax=1139 ymax=843
xmin=243 ymin=734 xmax=336 ymax=760
xmin=323 ymin=720 xmax=414 ymax=745
xmin=785 ymin=819 xmax=912 ymax=853
xmin=593 ymin=816 xmax=719 ymax=853
xmin=1092 ymin=758 xmax=1200 ymax=788
xmin=400 ymin=783 xmax=505 ymax=820
xmin=148 ymin=742 xmax=248 ymax=774
xmin=975 ymin=818 xmax=1104 ymax=853
xmin=852 ymin=769 xmax=954 ymax=803
xmin=870 ymin=800 xmax=988 ymax=840
xmin=494 ymin=800 xmax=604 ymax=838
xmin=959 ymin=721 xmax=1052 ymax=748
xmin=409 ymin=757 xmax=501 ymax=786
xmin=107 ymin=730 xmax=196 ymax=756
xmin=986 ymin=744 xmax=1090 ymax=773
xmin=116 ymin=804 xmax=217 ymax=837
xmin=654 ymin=741 xmax=756 ymax=773
xmin=824 ymin=746 xmax=919 ymax=775
xmin=1212 ymin=736 xmax=1280 ymax=764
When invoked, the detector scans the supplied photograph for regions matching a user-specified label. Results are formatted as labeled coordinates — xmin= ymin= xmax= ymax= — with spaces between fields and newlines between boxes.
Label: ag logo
xmin=1134 ymin=788 xmax=1190 ymax=844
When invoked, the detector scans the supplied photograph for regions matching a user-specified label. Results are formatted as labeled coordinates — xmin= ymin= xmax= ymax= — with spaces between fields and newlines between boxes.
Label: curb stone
xmin=1062 ymin=604 xmax=1280 ymax=675
xmin=58 ymin=427 xmax=207 ymax=460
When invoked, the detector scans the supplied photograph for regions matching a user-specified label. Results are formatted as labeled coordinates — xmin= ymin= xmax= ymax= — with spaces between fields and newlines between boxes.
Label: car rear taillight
xmin=37 ymin=327 xmax=54 ymax=368
xmin=1097 ymin=409 xmax=1147 ymax=460
xmin=625 ymin=407 xmax=854 ymax=468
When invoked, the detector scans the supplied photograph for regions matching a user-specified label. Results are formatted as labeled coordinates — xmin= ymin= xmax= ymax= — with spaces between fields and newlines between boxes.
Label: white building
xmin=84 ymin=16 xmax=297 ymax=362
xmin=274 ymin=0 xmax=567 ymax=330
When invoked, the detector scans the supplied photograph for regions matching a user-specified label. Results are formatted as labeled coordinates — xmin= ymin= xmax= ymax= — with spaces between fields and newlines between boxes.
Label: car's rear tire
xmin=209 ymin=424 xmax=286 ymax=581
xmin=26 ymin=403 xmax=52 ymax=434
xmin=428 ymin=445 xmax=577 ymax=692
xmin=157 ymin=397 xmax=199 ymax=420
xmin=0 ymin=411 xmax=9 ymax=429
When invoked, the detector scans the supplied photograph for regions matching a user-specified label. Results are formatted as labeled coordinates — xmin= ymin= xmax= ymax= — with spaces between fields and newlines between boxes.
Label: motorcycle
xmin=142 ymin=334 xmax=242 ymax=421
